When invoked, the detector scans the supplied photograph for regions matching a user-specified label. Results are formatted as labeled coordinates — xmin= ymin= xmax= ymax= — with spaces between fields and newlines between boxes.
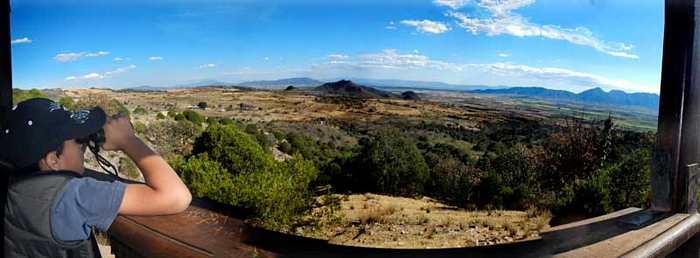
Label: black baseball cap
xmin=0 ymin=98 xmax=106 ymax=170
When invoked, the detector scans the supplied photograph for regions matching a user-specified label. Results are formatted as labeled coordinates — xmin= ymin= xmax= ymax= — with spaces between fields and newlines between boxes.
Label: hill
xmin=469 ymin=87 xmax=659 ymax=110
xmin=314 ymin=80 xmax=396 ymax=98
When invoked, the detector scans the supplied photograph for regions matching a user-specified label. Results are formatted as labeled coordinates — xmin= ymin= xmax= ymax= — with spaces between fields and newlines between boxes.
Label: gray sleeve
xmin=50 ymin=177 xmax=127 ymax=242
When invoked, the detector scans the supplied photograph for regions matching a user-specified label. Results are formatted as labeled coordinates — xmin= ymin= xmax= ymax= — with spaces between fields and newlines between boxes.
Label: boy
xmin=1 ymin=98 xmax=192 ymax=258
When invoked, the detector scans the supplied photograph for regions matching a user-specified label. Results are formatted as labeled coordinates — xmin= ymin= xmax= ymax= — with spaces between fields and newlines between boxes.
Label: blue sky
xmin=9 ymin=0 xmax=664 ymax=93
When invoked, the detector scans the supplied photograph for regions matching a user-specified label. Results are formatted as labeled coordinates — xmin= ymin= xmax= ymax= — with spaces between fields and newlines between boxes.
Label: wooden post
xmin=652 ymin=0 xmax=700 ymax=214
xmin=0 ymin=0 xmax=9 ymax=124
xmin=0 ymin=0 xmax=11 ymax=257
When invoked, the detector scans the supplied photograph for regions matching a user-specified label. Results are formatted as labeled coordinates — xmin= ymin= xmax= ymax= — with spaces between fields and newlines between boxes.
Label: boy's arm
xmin=102 ymin=116 xmax=192 ymax=215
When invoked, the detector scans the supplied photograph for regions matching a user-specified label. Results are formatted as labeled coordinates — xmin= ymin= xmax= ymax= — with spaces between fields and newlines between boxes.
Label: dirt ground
xmin=63 ymin=87 xmax=483 ymax=129
xmin=296 ymin=193 xmax=550 ymax=249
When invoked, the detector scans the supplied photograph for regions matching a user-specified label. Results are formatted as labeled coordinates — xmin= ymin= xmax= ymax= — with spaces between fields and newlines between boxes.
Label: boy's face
xmin=40 ymin=139 xmax=87 ymax=173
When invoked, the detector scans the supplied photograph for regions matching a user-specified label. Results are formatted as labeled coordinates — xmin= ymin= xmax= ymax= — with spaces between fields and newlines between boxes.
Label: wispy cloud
xmin=320 ymin=49 xmax=463 ymax=71
xmin=327 ymin=54 xmax=349 ymax=64
xmin=444 ymin=0 xmax=638 ymax=59
xmin=400 ymin=20 xmax=450 ymax=34
xmin=54 ymin=51 xmax=110 ymax=62
xmin=313 ymin=49 xmax=652 ymax=92
xmin=64 ymin=65 xmax=136 ymax=81
xmin=385 ymin=21 xmax=397 ymax=30
xmin=198 ymin=63 xmax=217 ymax=69
xmin=475 ymin=62 xmax=647 ymax=92
xmin=113 ymin=57 xmax=130 ymax=62
xmin=11 ymin=37 xmax=32 ymax=45
xmin=148 ymin=56 xmax=164 ymax=61
xmin=498 ymin=52 xmax=510 ymax=57
xmin=433 ymin=0 xmax=470 ymax=9
xmin=64 ymin=73 xmax=102 ymax=81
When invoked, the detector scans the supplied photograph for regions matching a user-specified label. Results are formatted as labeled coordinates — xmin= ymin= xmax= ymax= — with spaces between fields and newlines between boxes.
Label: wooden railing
xmin=101 ymin=200 xmax=700 ymax=258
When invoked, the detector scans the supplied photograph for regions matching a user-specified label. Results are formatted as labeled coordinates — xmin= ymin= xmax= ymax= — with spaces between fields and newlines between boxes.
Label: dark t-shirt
xmin=50 ymin=177 xmax=127 ymax=241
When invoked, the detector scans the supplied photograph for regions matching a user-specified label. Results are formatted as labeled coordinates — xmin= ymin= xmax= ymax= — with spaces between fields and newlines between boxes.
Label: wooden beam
xmin=652 ymin=0 xmax=700 ymax=213
xmin=0 ymin=0 xmax=10 ymax=124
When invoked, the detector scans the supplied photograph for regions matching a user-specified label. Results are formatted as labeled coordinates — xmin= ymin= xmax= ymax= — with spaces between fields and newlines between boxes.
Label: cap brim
xmin=64 ymin=107 xmax=107 ymax=141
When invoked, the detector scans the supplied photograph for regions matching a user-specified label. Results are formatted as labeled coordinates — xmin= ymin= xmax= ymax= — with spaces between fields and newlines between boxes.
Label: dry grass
xmin=296 ymin=193 xmax=551 ymax=249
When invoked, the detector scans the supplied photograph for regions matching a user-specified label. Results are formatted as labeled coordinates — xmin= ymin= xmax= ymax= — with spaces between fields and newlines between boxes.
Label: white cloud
xmin=322 ymin=49 xmax=464 ymax=71
xmin=433 ymin=0 xmax=470 ymax=9
xmin=472 ymin=62 xmax=652 ymax=92
xmin=400 ymin=20 xmax=450 ymax=34
xmin=385 ymin=21 xmax=397 ymax=30
xmin=263 ymin=57 xmax=270 ymax=61
xmin=313 ymin=49 xmax=653 ymax=93
xmin=65 ymin=73 xmax=103 ymax=81
xmin=54 ymin=51 xmax=110 ymax=62
xmin=442 ymin=0 xmax=638 ymax=59
xmin=81 ymin=73 xmax=103 ymax=79
xmin=64 ymin=65 xmax=136 ymax=81
xmin=104 ymin=65 xmax=136 ymax=76
xmin=498 ymin=52 xmax=510 ymax=57
xmin=113 ymin=57 xmax=129 ymax=62
xmin=198 ymin=63 xmax=217 ymax=69
xmin=148 ymin=56 xmax=164 ymax=61
xmin=11 ymin=37 xmax=32 ymax=44
xmin=327 ymin=54 xmax=349 ymax=64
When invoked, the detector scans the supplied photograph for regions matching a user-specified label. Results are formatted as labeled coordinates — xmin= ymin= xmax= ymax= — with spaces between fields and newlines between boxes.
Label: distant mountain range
xmin=468 ymin=87 xmax=660 ymax=110
xmin=341 ymin=78 xmax=502 ymax=91
xmin=236 ymin=77 xmax=502 ymax=91
xmin=238 ymin=77 xmax=324 ymax=88
xmin=116 ymin=77 xmax=659 ymax=110
xmin=118 ymin=85 xmax=169 ymax=92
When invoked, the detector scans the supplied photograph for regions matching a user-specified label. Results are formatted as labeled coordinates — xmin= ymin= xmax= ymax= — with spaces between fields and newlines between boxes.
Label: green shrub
xmin=4 ymin=88 xmax=56 ymax=125
xmin=192 ymin=124 xmax=275 ymax=174
xmin=219 ymin=117 xmax=234 ymax=125
xmin=174 ymin=124 xmax=318 ymax=229
xmin=279 ymin=141 xmax=292 ymax=154
xmin=197 ymin=102 xmax=208 ymax=109
xmin=133 ymin=121 xmax=147 ymax=135
xmin=133 ymin=107 xmax=148 ymax=115
xmin=207 ymin=117 xmax=220 ymax=125
xmin=174 ymin=113 xmax=186 ymax=121
xmin=430 ymin=157 xmax=482 ymax=206
xmin=356 ymin=129 xmax=429 ymax=195
xmin=12 ymin=89 xmax=47 ymax=104
xmin=244 ymin=124 xmax=274 ymax=152
xmin=58 ymin=96 xmax=74 ymax=110
xmin=156 ymin=112 xmax=166 ymax=120
xmin=182 ymin=110 xmax=205 ymax=124
xmin=607 ymin=149 xmax=651 ymax=210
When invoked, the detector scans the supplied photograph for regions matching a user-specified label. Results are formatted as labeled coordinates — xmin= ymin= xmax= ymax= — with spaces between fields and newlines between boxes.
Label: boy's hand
xmin=102 ymin=116 xmax=137 ymax=151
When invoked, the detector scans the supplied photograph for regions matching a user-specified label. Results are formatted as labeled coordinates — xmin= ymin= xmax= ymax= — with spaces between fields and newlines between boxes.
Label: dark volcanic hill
xmin=469 ymin=87 xmax=659 ymax=110
xmin=401 ymin=91 xmax=420 ymax=100
xmin=314 ymin=80 xmax=396 ymax=98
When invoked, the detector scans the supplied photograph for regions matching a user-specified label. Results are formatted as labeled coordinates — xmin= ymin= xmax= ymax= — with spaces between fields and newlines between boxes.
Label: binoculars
xmin=76 ymin=128 xmax=121 ymax=177
xmin=76 ymin=128 xmax=106 ymax=153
